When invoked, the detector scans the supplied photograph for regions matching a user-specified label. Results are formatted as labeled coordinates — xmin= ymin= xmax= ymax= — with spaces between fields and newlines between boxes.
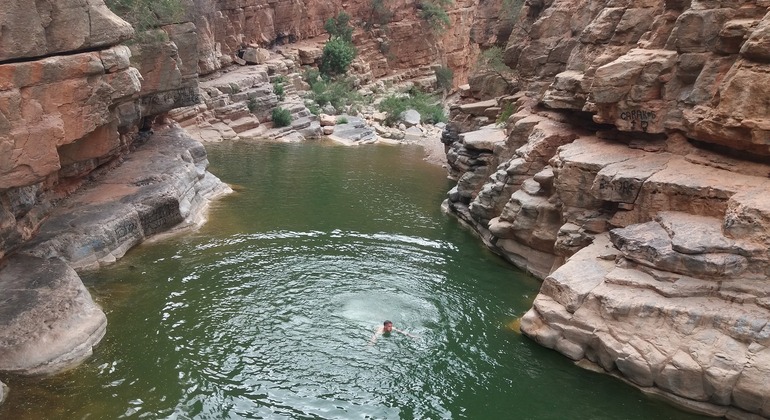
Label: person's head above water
xmin=383 ymin=320 xmax=393 ymax=332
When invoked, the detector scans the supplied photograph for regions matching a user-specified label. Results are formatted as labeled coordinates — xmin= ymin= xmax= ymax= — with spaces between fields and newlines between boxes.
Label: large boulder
xmin=0 ymin=254 xmax=106 ymax=376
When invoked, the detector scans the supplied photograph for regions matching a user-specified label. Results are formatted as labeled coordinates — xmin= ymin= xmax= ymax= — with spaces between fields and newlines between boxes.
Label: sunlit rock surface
xmin=443 ymin=0 xmax=770 ymax=415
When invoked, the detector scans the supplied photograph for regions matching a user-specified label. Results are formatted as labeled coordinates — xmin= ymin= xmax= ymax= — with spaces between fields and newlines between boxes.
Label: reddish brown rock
xmin=0 ymin=0 xmax=133 ymax=62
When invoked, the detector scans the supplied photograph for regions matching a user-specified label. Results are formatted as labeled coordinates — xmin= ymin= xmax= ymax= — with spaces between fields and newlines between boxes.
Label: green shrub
xmin=417 ymin=0 xmax=452 ymax=32
xmin=320 ymin=38 xmax=357 ymax=77
xmin=273 ymin=81 xmax=285 ymax=101
xmin=105 ymin=0 xmax=184 ymax=40
xmin=230 ymin=83 xmax=241 ymax=93
xmin=272 ymin=107 xmax=292 ymax=127
xmin=247 ymin=97 xmax=258 ymax=113
xmin=306 ymin=101 xmax=321 ymax=116
xmin=337 ymin=116 xmax=349 ymax=124
xmin=435 ymin=66 xmax=453 ymax=92
xmin=303 ymin=68 xmax=322 ymax=85
xmin=324 ymin=12 xmax=354 ymax=43
xmin=378 ymin=92 xmax=446 ymax=126
xmin=496 ymin=103 xmax=514 ymax=126
xmin=308 ymin=78 xmax=363 ymax=113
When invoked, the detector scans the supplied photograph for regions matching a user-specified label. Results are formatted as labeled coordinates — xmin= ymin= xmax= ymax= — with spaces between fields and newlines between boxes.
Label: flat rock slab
xmin=328 ymin=117 xmax=377 ymax=142
xmin=460 ymin=127 xmax=506 ymax=152
xmin=0 ymin=254 xmax=106 ymax=376
xmin=610 ymin=221 xmax=748 ymax=278
xmin=457 ymin=99 xmax=498 ymax=116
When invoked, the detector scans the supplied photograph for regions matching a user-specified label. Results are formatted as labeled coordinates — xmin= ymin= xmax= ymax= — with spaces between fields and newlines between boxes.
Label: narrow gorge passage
xmin=0 ymin=142 xmax=707 ymax=419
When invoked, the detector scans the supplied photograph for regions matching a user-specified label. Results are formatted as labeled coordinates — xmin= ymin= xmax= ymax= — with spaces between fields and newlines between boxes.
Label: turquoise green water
xmin=0 ymin=141 xmax=707 ymax=419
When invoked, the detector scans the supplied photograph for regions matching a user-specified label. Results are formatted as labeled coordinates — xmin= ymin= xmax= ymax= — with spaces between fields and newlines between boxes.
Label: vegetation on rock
xmin=320 ymin=38 xmax=357 ymax=77
xmin=476 ymin=46 xmax=517 ymax=92
xmin=417 ymin=0 xmax=453 ymax=32
xmin=435 ymin=66 xmax=454 ymax=92
xmin=324 ymin=12 xmax=354 ymax=43
xmin=105 ymin=0 xmax=184 ymax=40
xmin=272 ymin=107 xmax=293 ymax=127
xmin=364 ymin=0 xmax=395 ymax=32
xmin=378 ymin=91 xmax=446 ymax=126
xmin=502 ymin=0 xmax=526 ymax=21
xmin=272 ymin=76 xmax=286 ymax=101
xmin=320 ymin=12 xmax=357 ymax=77
xmin=304 ymin=71 xmax=364 ymax=115
xmin=496 ymin=103 xmax=514 ymax=126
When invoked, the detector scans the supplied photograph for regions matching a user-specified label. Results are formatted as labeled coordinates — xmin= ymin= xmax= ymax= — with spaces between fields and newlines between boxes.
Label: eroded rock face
xmin=444 ymin=0 xmax=770 ymax=415
xmin=0 ymin=47 xmax=141 ymax=190
xmin=0 ymin=0 xmax=202 ymax=261
xmin=0 ymin=0 xmax=222 ymax=391
xmin=0 ymin=0 xmax=133 ymax=62
xmin=192 ymin=0 xmax=508 ymax=84
xmin=507 ymin=0 xmax=770 ymax=156
xmin=23 ymin=127 xmax=232 ymax=271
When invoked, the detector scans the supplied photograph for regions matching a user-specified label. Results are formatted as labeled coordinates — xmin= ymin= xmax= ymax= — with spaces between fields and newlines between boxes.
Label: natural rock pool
xmin=0 ymin=141 xmax=707 ymax=419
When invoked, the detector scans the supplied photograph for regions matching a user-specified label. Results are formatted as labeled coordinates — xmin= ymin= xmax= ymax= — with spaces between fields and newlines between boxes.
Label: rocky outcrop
xmin=0 ymin=0 xmax=203 ymax=260
xmin=443 ymin=0 xmax=770 ymax=415
xmin=0 ymin=255 xmax=106 ymax=376
xmin=0 ymin=0 xmax=133 ymax=62
xmin=0 ymin=0 xmax=228 ymax=388
xmin=0 ymin=125 xmax=230 ymax=378
xmin=22 ymin=127 xmax=232 ymax=271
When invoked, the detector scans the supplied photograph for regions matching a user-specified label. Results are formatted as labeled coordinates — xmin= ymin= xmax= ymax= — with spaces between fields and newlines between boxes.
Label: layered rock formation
xmin=0 ymin=0 xmax=228 ymax=388
xmin=191 ymin=0 xmax=511 ymax=83
xmin=443 ymin=0 xmax=770 ymax=416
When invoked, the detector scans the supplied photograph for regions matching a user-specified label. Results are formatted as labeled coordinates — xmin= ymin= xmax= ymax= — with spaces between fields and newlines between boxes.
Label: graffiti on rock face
xmin=619 ymin=109 xmax=656 ymax=132
xmin=598 ymin=178 xmax=635 ymax=197
xmin=115 ymin=220 xmax=138 ymax=240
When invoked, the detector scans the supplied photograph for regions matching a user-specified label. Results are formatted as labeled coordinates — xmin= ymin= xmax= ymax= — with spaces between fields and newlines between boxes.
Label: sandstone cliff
xmin=0 ymin=0 xmax=228 ymax=385
xmin=443 ymin=0 xmax=770 ymax=416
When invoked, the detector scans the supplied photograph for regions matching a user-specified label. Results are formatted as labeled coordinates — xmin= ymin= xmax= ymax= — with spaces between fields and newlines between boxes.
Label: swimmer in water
xmin=369 ymin=320 xmax=418 ymax=344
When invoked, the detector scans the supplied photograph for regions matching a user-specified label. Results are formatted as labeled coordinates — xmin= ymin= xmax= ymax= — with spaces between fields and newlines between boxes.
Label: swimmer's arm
xmin=394 ymin=328 xmax=419 ymax=339
xmin=369 ymin=327 xmax=383 ymax=344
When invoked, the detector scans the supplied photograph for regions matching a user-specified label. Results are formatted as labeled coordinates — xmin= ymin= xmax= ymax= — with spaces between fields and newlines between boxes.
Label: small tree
xmin=320 ymin=12 xmax=358 ymax=77
xmin=320 ymin=37 xmax=357 ymax=77
xmin=324 ymin=12 xmax=353 ymax=43
xmin=417 ymin=0 xmax=453 ymax=32
xmin=476 ymin=46 xmax=517 ymax=92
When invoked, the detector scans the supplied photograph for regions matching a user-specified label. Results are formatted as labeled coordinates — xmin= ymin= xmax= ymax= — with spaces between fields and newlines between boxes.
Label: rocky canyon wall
xmin=0 ymin=0 xmax=224 ymax=385
xmin=191 ymin=0 xmax=510 ymax=83
xmin=443 ymin=0 xmax=770 ymax=416
xmin=0 ymin=0 xmax=508 ymax=395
